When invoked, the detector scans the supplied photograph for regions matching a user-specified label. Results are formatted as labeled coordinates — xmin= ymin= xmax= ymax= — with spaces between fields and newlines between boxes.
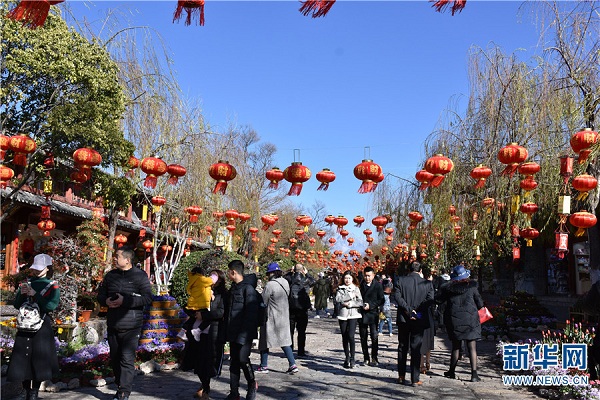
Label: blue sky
xmin=67 ymin=1 xmax=541 ymax=242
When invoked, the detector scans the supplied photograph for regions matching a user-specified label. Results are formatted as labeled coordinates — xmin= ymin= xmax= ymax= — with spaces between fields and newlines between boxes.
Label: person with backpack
xmin=285 ymin=264 xmax=315 ymax=357
xmin=7 ymin=253 xmax=60 ymax=400
xmin=226 ymin=260 xmax=260 ymax=400
xmin=256 ymin=262 xmax=298 ymax=375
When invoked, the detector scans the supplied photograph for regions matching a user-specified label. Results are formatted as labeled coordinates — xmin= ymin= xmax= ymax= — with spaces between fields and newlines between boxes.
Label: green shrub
xmin=169 ymin=249 xmax=249 ymax=307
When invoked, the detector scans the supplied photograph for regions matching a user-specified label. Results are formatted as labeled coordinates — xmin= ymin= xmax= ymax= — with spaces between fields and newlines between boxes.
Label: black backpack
xmin=289 ymin=277 xmax=311 ymax=311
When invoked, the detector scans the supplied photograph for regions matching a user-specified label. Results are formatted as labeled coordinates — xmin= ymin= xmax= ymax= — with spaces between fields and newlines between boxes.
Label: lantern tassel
xmin=430 ymin=175 xmax=444 ymax=187
xmin=576 ymin=192 xmax=589 ymax=201
xmin=354 ymin=222 xmax=362 ymax=228
xmin=474 ymin=179 xmax=486 ymax=189
xmin=358 ymin=181 xmax=376 ymax=193
xmin=13 ymin=154 xmax=28 ymax=166
xmin=7 ymin=0 xmax=60 ymax=28
xmin=317 ymin=182 xmax=329 ymax=191
xmin=419 ymin=182 xmax=430 ymax=191
xmin=213 ymin=181 xmax=228 ymax=195
xmin=173 ymin=0 xmax=205 ymax=26
xmin=287 ymin=183 xmax=303 ymax=196
xmin=526 ymin=239 xmax=532 ymax=247
xmin=144 ymin=175 xmax=158 ymax=189
xmin=268 ymin=181 xmax=279 ymax=189
xmin=376 ymin=226 xmax=384 ymax=233
xmin=578 ymin=150 xmax=592 ymax=164
xmin=501 ymin=164 xmax=519 ymax=177
xmin=299 ymin=0 xmax=336 ymax=18
xmin=575 ymin=228 xmax=586 ymax=237
xmin=167 ymin=176 xmax=179 ymax=185
xmin=432 ymin=0 xmax=466 ymax=16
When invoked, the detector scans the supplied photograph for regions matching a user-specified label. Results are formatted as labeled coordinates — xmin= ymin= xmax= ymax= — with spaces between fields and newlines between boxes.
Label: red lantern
xmin=140 ymin=157 xmax=168 ymax=189
xmin=354 ymin=159 xmax=383 ymax=193
xmin=283 ymin=162 xmax=311 ymax=196
xmin=520 ymin=227 xmax=539 ymax=247
xmin=519 ymin=202 xmax=538 ymax=220
xmin=569 ymin=211 xmax=597 ymax=237
xmin=408 ymin=211 xmax=423 ymax=230
xmin=316 ymin=168 xmax=336 ymax=191
xmin=0 ymin=135 xmax=9 ymax=161
xmin=151 ymin=196 xmax=167 ymax=207
xmin=309 ymin=237 xmax=316 ymax=246
xmin=324 ymin=215 xmax=335 ymax=226
xmin=520 ymin=177 xmax=538 ymax=195
xmin=470 ymin=165 xmax=492 ymax=189
xmin=114 ymin=234 xmax=128 ymax=248
xmin=126 ymin=155 xmax=140 ymax=170
xmin=385 ymin=235 xmax=393 ymax=245
xmin=366 ymin=236 xmax=374 ymax=245
xmin=340 ymin=229 xmax=349 ymax=239
xmin=353 ymin=215 xmax=365 ymax=227
xmin=70 ymin=170 xmax=90 ymax=185
xmin=295 ymin=229 xmax=305 ymax=238
xmin=296 ymin=215 xmax=313 ymax=232
xmin=424 ymin=154 xmax=454 ymax=187
xmin=482 ymin=197 xmax=495 ymax=213
xmin=432 ymin=0 xmax=466 ymax=16
xmin=236 ymin=213 xmax=250 ymax=223
xmin=266 ymin=167 xmax=285 ymax=189
xmin=173 ymin=0 xmax=205 ymax=26
xmin=261 ymin=214 xmax=278 ymax=230
xmin=205 ymin=226 xmax=213 ymax=234
xmin=518 ymin=162 xmax=540 ymax=177
xmin=333 ymin=215 xmax=348 ymax=233
xmin=166 ymin=164 xmax=187 ymax=185
xmin=497 ymin=143 xmax=528 ymax=177
xmin=8 ymin=134 xmax=36 ymax=166
xmin=316 ymin=230 xmax=326 ymax=238
xmin=572 ymin=174 xmax=598 ymax=201
xmin=142 ymin=240 xmax=153 ymax=252
xmin=347 ymin=237 xmax=355 ymax=246
xmin=0 ymin=165 xmax=14 ymax=189
xmin=372 ymin=216 xmax=387 ymax=232
xmin=272 ymin=229 xmax=282 ymax=238
xmin=185 ymin=206 xmax=203 ymax=223
xmin=570 ymin=128 xmax=598 ymax=164
xmin=224 ymin=209 xmax=239 ymax=222
xmin=555 ymin=232 xmax=569 ymax=252
xmin=226 ymin=224 xmax=236 ymax=235
xmin=73 ymin=148 xmax=102 ymax=172
xmin=328 ymin=237 xmax=336 ymax=247
xmin=415 ymin=169 xmax=434 ymax=191
xmin=37 ymin=219 xmax=55 ymax=236
xmin=363 ymin=229 xmax=373 ymax=237
xmin=209 ymin=160 xmax=237 ymax=195
xmin=448 ymin=205 xmax=456 ymax=216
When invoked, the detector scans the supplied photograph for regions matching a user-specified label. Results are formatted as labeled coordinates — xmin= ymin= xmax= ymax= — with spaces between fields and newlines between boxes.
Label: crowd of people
xmin=11 ymin=251 xmax=599 ymax=400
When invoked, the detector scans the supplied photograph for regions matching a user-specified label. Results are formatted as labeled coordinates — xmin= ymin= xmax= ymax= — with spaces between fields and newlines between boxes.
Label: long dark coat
xmin=227 ymin=274 xmax=259 ymax=345
xmin=359 ymin=280 xmax=385 ymax=325
xmin=436 ymin=280 xmax=484 ymax=341
xmin=7 ymin=277 xmax=60 ymax=382
xmin=313 ymin=277 xmax=330 ymax=311
xmin=394 ymin=272 xmax=434 ymax=329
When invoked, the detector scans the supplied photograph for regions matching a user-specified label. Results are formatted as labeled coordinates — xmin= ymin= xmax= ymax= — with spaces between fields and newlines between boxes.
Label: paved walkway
xmin=5 ymin=306 xmax=542 ymax=400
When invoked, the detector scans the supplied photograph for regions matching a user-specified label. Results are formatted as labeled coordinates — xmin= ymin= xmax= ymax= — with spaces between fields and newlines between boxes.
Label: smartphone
xmin=20 ymin=282 xmax=29 ymax=293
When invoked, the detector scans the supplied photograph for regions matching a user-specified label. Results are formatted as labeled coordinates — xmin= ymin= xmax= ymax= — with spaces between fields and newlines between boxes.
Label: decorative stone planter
xmin=152 ymin=300 xmax=176 ymax=309
xmin=149 ymin=309 xmax=179 ymax=317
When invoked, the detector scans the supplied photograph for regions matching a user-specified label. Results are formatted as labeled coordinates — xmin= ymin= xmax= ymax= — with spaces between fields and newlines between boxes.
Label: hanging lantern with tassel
xmin=470 ymin=165 xmax=492 ymax=189
xmin=424 ymin=154 xmax=454 ymax=187
xmin=353 ymin=159 xmax=382 ymax=193
xmin=141 ymin=157 xmax=168 ymax=189
xmin=415 ymin=169 xmax=434 ymax=190
xmin=166 ymin=164 xmax=186 ymax=185
xmin=298 ymin=0 xmax=336 ymax=18
xmin=572 ymin=174 xmax=598 ymax=201
xmin=316 ymin=168 xmax=336 ymax=191
xmin=498 ymin=143 xmax=528 ymax=177
xmin=173 ymin=0 xmax=205 ymax=26
xmin=209 ymin=160 xmax=237 ymax=195
xmin=8 ymin=134 xmax=36 ymax=166
xmin=569 ymin=211 xmax=597 ymax=237
xmin=7 ymin=0 xmax=64 ymax=28
xmin=265 ymin=167 xmax=285 ymax=189
xmin=570 ymin=128 xmax=598 ymax=164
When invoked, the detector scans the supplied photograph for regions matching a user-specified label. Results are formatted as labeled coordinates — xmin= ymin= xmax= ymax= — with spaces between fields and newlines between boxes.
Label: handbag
xmin=478 ymin=306 xmax=493 ymax=324
xmin=379 ymin=312 xmax=386 ymax=321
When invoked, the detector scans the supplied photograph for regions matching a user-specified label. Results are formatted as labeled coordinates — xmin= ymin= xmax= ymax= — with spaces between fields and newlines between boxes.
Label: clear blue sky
xmin=67 ymin=1 xmax=541 ymax=244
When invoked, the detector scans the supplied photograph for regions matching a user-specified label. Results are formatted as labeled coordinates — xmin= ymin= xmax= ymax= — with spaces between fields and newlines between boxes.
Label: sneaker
xmin=286 ymin=364 xmax=299 ymax=374
xmin=389 ymin=333 xmax=393 ymax=337
xmin=246 ymin=381 xmax=258 ymax=400
xmin=255 ymin=366 xmax=269 ymax=374
xmin=314 ymin=315 xmax=320 ymax=319
xmin=378 ymin=332 xmax=382 ymax=335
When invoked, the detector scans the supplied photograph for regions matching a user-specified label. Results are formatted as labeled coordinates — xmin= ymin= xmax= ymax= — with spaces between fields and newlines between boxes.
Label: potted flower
xmin=151 ymin=294 xmax=176 ymax=309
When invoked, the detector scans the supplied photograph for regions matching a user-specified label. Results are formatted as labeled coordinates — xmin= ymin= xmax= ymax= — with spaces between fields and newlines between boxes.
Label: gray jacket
xmin=335 ymin=284 xmax=363 ymax=320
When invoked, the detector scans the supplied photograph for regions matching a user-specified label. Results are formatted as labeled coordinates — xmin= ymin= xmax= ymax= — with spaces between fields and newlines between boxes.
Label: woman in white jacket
xmin=335 ymin=271 xmax=363 ymax=369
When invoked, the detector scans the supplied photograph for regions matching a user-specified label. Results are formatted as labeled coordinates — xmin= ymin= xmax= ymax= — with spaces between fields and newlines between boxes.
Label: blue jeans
xmin=260 ymin=345 xmax=295 ymax=368
xmin=379 ymin=317 xmax=393 ymax=334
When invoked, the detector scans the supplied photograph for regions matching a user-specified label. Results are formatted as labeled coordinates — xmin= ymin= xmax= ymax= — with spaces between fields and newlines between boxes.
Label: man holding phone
xmin=98 ymin=247 xmax=152 ymax=400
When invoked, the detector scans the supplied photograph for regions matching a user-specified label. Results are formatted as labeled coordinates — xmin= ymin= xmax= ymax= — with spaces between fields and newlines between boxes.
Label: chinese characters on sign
xmin=503 ymin=343 xmax=587 ymax=371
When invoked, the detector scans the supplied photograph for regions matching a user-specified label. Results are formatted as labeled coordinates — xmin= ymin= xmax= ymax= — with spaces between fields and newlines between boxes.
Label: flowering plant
xmin=152 ymin=294 xmax=176 ymax=301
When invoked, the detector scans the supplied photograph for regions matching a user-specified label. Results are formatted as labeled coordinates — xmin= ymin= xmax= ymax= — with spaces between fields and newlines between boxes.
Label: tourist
xmin=329 ymin=268 xmax=341 ymax=318
xmin=436 ymin=264 xmax=484 ymax=382
xmin=358 ymin=266 xmax=385 ymax=366
xmin=313 ymin=272 xmax=330 ymax=318
xmin=98 ymin=247 xmax=153 ymax=400
xmin=226 ymin=260 xmax=260 ymax=400
xmin=182 ymin=269 xmax=227 ymax=399
xmin=285 ymin=264 xmax=315 ymax=357
xmin=420 ymin=269 xmax=436 ymax=375
xmin=257 ymin=262 xmax=298 ymax=374
xmin=335 ymin=271 xmax=363 ymax=369
xmin=378 ymin=285 xmax=393 ymax=336
xmin=394 ymin=261 xmax=434 ymax=387
xmin=7 ymin=254 xmax=60 ymax=400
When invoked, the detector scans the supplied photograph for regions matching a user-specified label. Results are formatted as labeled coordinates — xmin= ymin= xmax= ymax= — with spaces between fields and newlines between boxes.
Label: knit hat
xmin=266 ymin=262 xmax=281 ymax=273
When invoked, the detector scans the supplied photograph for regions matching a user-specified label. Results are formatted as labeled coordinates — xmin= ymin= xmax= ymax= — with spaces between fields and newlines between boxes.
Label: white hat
xmin=30 ymin=254 xmax=53 ymax=271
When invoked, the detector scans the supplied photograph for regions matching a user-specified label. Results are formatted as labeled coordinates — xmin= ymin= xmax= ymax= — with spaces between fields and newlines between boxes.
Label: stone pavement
xmin=6 ymin=308 xmax=541 ymax=400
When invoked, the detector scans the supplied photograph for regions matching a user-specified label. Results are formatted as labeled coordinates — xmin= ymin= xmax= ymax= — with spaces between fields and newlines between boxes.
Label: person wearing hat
xmin=436 ymin=264 xmax=485 ymax=382
xmin=7 ymin=253 xmax=60 ymax=400
xmin=257 ymin=262 xmax=298 ymax=374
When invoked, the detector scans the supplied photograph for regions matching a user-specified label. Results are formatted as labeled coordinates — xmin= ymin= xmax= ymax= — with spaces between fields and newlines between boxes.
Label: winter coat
xmin=7 ymin=276 xmax=60 ymax=382
xmin=437 ymin=280 xmax=484 ymax=341
xmin=360 ymin=280 xmax=385 ymax=325
xmin=259 ymin=277 xmax=292 ymax=350
xmin=97 ymin=267 xmax=153 ymax=331
xmin=381 ymin=294 xmax=392 ymax=318
xmin=186 ymin=272 xmax=214 ymax=310
xmin=335 ymin=284 xmax=363 ymax=320
xmin=394 ymin=272 xmax=434 ymax=329
xmin=285 ymin=272 xmax=315 ymax=311
xmin=313 ymin=277 xmax=330 ymax=311
xmin=227 ymin=273 xmax=260 ymax=345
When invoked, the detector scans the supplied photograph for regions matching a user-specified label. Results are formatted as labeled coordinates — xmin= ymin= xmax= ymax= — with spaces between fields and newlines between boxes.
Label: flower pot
xmin=139 ymin=338 xmax=154 ymax=344
xmin=149 ymin=309 xmax=179 ymax=317
xmin=78 ymin=310 xmax=92 ymax=322
xmin=152 ymin=300 xmax=176 ymax=309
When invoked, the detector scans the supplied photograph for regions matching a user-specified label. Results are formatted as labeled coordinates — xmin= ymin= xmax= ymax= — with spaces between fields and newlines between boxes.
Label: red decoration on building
xmin=142 ymin=240 xmax=154 ymax=252
xmin=316 ymin=168 xmax=336 ymax=191
xmin=569 ymin=211 xmax=597 ymax=237
xmin=469 ymin=165 xmax=492 ymax=189
xmin=209 ymin=160 xmax=237 ymax=195
xmin=372 ymin=216 xmax=387 ymax=232
xmin=114 ymin=234 xmax=128 ymax=248
xmin=283 ymin=162 xmax=311 ymax=196
xmin=572 ymin=174 xmax=598 ymax=201
xmin=166 ymin=164 xmax=186 ymax=185
xmin=141 ymin=157 xmax=168 ymax=189
xmin=0 ymin=165 xmax=14 ymax=189
xmin=424 ymin=154 xmax=454 ymax=187
xmin=415 ymin=169 xmax=434 ymax=191
xmin=37 ymin=219 xmax=55 ymax=237
xmin=432 ymin=0 xmax=466 ymax=16
xmin=185 ymin=206 xmax=203 ymax=223
xmin=7 ymin=0 xmax=64 ymax=28
xmin=570 ymin=128 xmax=598 ymax=164
xmin=173 ymin=0 xmax=205 ymax=26
xmin=353 ymin=159 xmax=382 ymax=193
xmin=497 ymin=143 xmax=528 ymax=177
xmin=8 ymin=134 xmax=36 ymax=166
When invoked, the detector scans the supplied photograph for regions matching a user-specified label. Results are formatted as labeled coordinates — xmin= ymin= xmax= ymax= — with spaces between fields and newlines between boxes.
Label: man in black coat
xmin=394 ymin=261 xmax=434 ymax=387
xmin=285 ymin=264 xmax=315 ymax=357
xmin=359 ymin=266 xmax=385 ymax=366
xmin=226 ymin=260 xmax=260 ymax=400
xmin=98 ymin=247 xmax=153 ymax=400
